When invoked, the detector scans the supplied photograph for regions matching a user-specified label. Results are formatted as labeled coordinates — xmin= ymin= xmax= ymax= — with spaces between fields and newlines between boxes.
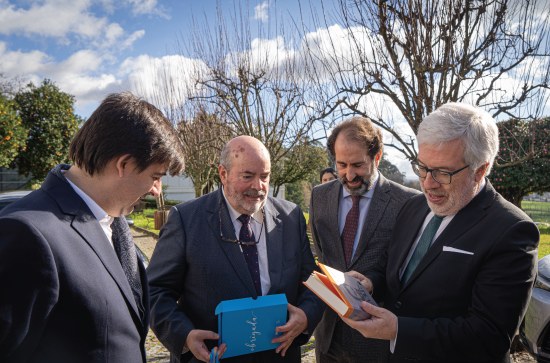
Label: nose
xmin=346 ymin=167 xmax=356 ymax=181
xmin=149 ymin=179 xmax=162 ymax=197
xmin=422 ymin=171 xmax=440 ymax=189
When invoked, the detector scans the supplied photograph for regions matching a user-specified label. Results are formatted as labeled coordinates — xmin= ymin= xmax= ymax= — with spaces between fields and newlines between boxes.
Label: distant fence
xmin=522 ymin=201 xmax=550 ymax=224
xmin=0 ymin=168 xmax=31 ymax=192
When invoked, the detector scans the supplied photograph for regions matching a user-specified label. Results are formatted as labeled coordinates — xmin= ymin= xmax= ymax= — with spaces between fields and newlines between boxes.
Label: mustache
xmin=244 ymin=189 xmax=266 ymax=197
xmin=340 ymin=175 xmax=369 ymax=186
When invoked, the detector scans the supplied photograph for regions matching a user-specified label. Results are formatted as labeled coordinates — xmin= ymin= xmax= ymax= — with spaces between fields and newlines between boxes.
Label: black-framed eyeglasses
xmin=411 ymin=161 xmax=470 ymax=185
xmin=219 ymin=208 xmax=264 ymax=246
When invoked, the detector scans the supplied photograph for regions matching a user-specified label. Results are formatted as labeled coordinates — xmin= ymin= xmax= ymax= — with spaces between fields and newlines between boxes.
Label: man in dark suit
xmin=0 ymin=92 xmax=185 ymax=363
xmin=345 ymin=103 xmax=539 ymax=363
xmin=147 ymin=135 xmax=324 ymax=363
xmin=310 ymin=116 xmax=419 ymax=363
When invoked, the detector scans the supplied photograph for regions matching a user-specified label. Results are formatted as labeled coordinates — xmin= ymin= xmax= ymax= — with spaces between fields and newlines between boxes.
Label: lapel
xmin=42 ymin=168 xmax=143 ymax=324
xmin=326 ymin=182 xmax=347 ymax=271
xmin=350 ymin=175 xmax=390 ymax=268
xmin=211 ymin=190 xmax=260 ymax=297
xmin=264 ymin=198 xmax=283 ymax=293
xmin=400 ymin=182 xmax=494 ymax=289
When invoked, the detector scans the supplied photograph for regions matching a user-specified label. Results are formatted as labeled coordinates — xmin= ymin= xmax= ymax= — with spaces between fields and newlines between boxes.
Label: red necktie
xmin=341 ymin=195 xmax=361 ymax=267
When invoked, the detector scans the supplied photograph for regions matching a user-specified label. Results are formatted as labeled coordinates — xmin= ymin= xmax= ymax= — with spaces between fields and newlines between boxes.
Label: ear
xmin=115 ymin=154 xmax=133 ymax=178
xmin=218 ymin=164 xmax=228 ymax=185
xmin=373 ymin=150 xmax=382 ymax=168
xmin=474 ymin=162 xmax=489 ymax=182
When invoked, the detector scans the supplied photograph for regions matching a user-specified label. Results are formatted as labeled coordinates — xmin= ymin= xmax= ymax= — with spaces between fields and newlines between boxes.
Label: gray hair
xmin=417 ymin=102 xmax=499 ymax=175
xmin=220 ymin=142 xmax=232 ymax=170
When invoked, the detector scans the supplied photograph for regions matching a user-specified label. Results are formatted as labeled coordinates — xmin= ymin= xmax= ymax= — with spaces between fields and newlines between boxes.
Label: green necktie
xmin=402 ymin=215 xmax=444 ymax=283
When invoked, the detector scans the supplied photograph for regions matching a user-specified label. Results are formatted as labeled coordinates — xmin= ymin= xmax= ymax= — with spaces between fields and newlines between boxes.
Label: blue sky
xmin=0 ymin=0 xmax=311 ymax=116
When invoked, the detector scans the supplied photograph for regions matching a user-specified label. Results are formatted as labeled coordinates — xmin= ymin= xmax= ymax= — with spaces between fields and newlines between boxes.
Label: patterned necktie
xmin=341 ymin=195 xmax=361 ymax=267
xmin=111 ymin=216 xmax=144 ymax=318
xmin=402 ymin=215 xmax=444 ymax=283
xmin=237 ymin=214 xmax=262 ymax=296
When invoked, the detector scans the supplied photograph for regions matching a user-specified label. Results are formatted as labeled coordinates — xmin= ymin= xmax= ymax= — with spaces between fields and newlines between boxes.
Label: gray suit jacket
xmin=0 ymin=166 xmax=148 ymax=363
xmin=310 ymin=174 xmax=419 ymax=361
xmin=147 ymin=189 xmax=324 ymax=363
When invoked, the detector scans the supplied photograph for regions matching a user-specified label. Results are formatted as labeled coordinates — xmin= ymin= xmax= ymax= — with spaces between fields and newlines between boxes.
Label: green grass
xmin=130 ymin=208 xmax=161 ymax=233
xmin=522 ymin=200 xmax=550 ymax=224
xmin=538 ymin=226 xmax=550 ymax=258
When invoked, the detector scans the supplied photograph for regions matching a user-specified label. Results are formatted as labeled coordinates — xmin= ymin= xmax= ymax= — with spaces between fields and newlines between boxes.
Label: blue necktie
xmin=402 ymin=215 xmax=444 ymax=283
xmin=238 ymin=214 xmax=262 ymax=296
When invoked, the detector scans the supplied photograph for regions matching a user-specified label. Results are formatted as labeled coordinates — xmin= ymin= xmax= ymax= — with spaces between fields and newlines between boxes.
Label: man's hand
xmin=272 ymin=303 xmax=308 ymax=357
xmin=342 ymin=301 xmax=397 ymax=341
xmin=347 ymin=270 xmax=373 ymax=293
xmin=186 ymin=329 xmax=226 ymax=362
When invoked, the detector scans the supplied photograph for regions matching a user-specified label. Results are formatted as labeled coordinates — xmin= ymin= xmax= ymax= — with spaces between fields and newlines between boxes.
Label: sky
xmin=1 ymin=0 xmax=548 ymax=180
xmin=0 ymin=0 xmax=420 ymax=177
xmin=0 ymin=0 xmax=314 ymax=116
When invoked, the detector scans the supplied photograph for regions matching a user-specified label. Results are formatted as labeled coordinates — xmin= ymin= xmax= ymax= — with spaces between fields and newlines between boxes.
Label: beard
xmin=226 ymin=187 xmax=267 ymax=215
xmin=421 ymin=173 xmax=478 ymax=216
xmin=339 ymin=174 xmax=374 ymax=196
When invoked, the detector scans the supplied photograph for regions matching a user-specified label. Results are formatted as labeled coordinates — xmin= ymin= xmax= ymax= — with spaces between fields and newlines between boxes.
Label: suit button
xmin=394 ymin=301 xmax=402 ymax=309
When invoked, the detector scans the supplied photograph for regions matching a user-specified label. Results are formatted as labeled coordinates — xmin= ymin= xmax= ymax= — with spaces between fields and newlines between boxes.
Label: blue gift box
xmin=215 ymin=294 xmax=288 ymax=359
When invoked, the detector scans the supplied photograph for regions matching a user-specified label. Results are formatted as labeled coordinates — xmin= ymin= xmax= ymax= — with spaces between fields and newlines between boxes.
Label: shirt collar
xmin=65 ymin=174 xmax=112 ymax=224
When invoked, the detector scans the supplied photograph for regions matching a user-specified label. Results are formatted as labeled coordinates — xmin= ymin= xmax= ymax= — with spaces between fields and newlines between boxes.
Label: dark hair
xmin=327 ymin=116 xmax=383 ymax=159
xmin=69 ymin=92 xmax=185 ymax=176
xmin=319 ymin=167 xmax=337 ymax=182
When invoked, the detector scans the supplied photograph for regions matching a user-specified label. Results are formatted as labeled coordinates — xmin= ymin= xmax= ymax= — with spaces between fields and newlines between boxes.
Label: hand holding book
xmin=303 ymin=262 xmax=378 ymax=321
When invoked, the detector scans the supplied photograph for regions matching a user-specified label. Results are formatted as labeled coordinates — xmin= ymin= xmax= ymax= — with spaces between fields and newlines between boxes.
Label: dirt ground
xmin=131 ymin=227 xmax=535 ymax=363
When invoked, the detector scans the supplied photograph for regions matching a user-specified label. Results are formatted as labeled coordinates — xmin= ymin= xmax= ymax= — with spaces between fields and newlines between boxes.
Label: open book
xmin=303 ymin=262 xmax=377 ymax=321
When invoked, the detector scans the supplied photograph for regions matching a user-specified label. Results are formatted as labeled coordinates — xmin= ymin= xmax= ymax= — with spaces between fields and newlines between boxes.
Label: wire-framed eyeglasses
xmin=411 ymin=161 xmax=470 ymax=185
xmin=219 ymin=208 xmax=264 ymax=246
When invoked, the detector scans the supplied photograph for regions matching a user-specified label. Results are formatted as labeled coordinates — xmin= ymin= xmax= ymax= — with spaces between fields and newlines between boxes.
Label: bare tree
xmin=185 ymin=2 xmax=332 ymax=196
xmin=178 ymin=109 xmax=232 ymax=197
xmin=301 ymin=0 xmax=550 ymax=162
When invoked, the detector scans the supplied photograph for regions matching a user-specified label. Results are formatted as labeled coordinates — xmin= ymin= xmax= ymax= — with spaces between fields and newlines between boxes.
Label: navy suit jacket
xmin=0 ymin=168 xmax=149 ymax=363
xmin=367 ymin=181 xmax=539 ymax=363
xmin=147 ymin=189 xmax=324 ymax=363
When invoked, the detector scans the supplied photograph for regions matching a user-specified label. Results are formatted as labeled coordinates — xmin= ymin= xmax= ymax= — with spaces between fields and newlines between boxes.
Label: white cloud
xmin=125 ymin=0 xmax=169 ymax=18
xmin=0 ymin=0 xmax=146 ymax=52
xmin=120 ymin=54 xmax=207 ymax=119
xmin=253 ymin=1 xmax=269 ymax=23
xmin=0 ymin=0 xmax=107 ymax=38
xmin=0 ymin=41 xmax=51 ymax=76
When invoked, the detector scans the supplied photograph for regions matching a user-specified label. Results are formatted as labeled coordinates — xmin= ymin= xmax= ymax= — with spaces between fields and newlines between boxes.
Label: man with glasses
xmin=344 ymin=103 xmax=539 ymax=363
xmin=147 ymin=135 xmax=324 ymax=363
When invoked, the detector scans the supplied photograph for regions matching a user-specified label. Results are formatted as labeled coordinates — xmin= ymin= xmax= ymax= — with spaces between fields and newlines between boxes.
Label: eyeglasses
xmin=411 ymin=161 xmax=470 ymax=185
xmin=219 ymin=208 xmax=264 ymax=246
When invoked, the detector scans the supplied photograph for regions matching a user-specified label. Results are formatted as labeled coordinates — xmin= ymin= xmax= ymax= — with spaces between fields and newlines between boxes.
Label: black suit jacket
xmin=367 ymin=180 xmax=539 ymax=363
xmin=147 ymin=189 xmax=324 ymax=363
xmin=310 ymin=174 xmax=419 ymax=360
xmin=0 ymin=167 xmax=149 ymax=363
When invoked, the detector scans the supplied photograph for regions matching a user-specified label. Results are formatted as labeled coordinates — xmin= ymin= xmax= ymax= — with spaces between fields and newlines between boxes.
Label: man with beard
xmin=309 ymin=117 xmax=419 ymax=363
xmin=147 ymin=135 xmax=324 ymax=363
xmin=344 ymin=103 xmax=539 ymax=363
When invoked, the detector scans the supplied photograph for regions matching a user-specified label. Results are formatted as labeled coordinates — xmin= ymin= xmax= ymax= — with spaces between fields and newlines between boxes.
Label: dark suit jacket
xmin=366 ymin=180 xmax=539 ymax=363
xmin=310 ymin=174 xmax=419 ymax=360
xmin=0 ymin=167 xmax=149 ymax=363
xmin=147 ymin=189 xmax=324 ymax=363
